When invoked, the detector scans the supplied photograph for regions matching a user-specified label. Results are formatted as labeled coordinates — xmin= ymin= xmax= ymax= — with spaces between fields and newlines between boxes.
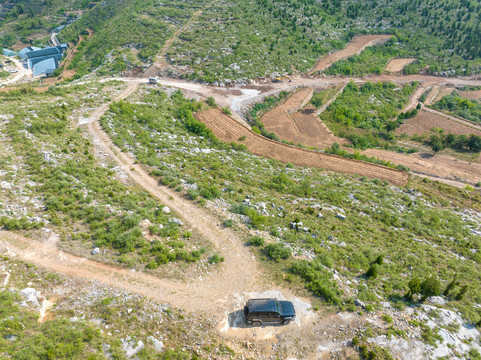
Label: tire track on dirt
xmin=196 ymin=108 xmax=409 ymax=185
xmin=1 ymin=81 xmax=275 ymax=318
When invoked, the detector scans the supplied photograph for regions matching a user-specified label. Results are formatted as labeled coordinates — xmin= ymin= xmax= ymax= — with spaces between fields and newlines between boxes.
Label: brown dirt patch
xmin=396 ymin=109 xmax=481 ymax=137
xmin=385 ymin=58 xmax=416 ymax=72
xmin=459 ymin=90 xmax=481 ymax=100
xmin=310 ymin=35 xmax=392 ymax=74
xmin=196 ymin=109 xmax=408 ymax=185
xmin=363 ymin=148 xmax=481 ymax=184
xmin=260 ymin=88 xmax=346 ymax=149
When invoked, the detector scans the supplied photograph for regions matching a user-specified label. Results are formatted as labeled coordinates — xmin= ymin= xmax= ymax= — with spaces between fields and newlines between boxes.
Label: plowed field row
xmin=309 ymin=35 xmax=392 ymax=74
xmin=363 ymin=148 xmax=481 ymax=184
xmin=460 ymin=90 xmax=481 ymax=100
xmin=395 ymin=109 xmax=481 ymax=137
xmin=261 ymin=88 xmax=343 ymax=149
xmin=195 ymin=109 xmax=408 ymax=186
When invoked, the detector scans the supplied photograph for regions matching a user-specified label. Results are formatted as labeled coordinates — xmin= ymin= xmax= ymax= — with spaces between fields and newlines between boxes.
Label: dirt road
xmin=80 ymin=82 xmax=287 ymax=316
xmin=0 ymin=57 xmax=31 ymax=86
xmin=309 ymin=35 xmax=392 ymax=74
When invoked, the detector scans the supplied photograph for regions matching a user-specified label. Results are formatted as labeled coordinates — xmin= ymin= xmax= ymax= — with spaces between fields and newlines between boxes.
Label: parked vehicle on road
xmin=148 ymin=77 xmax=158 ymax=84
xmin=244 ymin=298 xmax=296 ymax=326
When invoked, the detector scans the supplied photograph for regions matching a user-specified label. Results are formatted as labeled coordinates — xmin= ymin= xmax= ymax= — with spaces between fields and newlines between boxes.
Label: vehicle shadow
xmin=228 ymin=309 xmax=249 ymax=328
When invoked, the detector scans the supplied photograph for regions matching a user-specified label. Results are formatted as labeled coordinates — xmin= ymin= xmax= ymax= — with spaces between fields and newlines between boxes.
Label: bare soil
xmin=309 ymin=35 xmax=392 ymax=74
xmin=363 ymin=148 xmax=481 ymax=184
xmin=195 ymin=108 xmax=409 ymax=185
xmin=396 ymin=109 xmax=481 ymax=137
xmin=260 ymin=88 xmax=346 ymax=149
xmin=385 ymin=58 xmax=416 ymax=72
xmin=460 ymin=90 xmax=481 ymax=100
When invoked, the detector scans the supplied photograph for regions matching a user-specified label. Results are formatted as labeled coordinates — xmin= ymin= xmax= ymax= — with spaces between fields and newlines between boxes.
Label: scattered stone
xmin=4 ymin=335 xmax=16 ymax=342
xmin=354 ymin=299 xmax=366 ymax=308
xmin=336 ymin=213 xmax=346 ymax=220
xmin=317 ymin=213 xmax=324 ymax=218
xmin=148 ymin=336 xmax=164 ymax=352
xmin=19 ymin=288 xmax=41 ymax=308
xmin=91 ymin=247 xmax=100 ymax=255
xmin=172 ymin=218 xmax=183 ymax=226
xmin=121 ymin=337 xmax=144 ymax=358
xmin=429 ymin=296 xmax=446 ymax=306
xmin=162 ymin=206 xmax=170 ymax=214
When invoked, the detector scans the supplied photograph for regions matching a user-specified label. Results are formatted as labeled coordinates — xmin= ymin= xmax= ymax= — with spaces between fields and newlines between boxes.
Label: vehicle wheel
xmin=282 ymin=319 xmax=291 ymax=325
xmin=251 ymin=321 xmax=262 ymax=326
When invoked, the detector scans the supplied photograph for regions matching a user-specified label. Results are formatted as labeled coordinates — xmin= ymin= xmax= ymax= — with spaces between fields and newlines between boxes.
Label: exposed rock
xmin=121 ymin=337 xmax=144 ymax=358
xmin=354 ymin=299 xmax=366 ymax=308
xmin=91 ymin=247 xmax=100 ymax=255
xmin=369 ymin=336 xmax=425 ymax=360
xmin=172 ymin=218 xmax=183 ymax=226
xmin=19 ymin=288 xmax=41 ymax=308
xmin=162 ymin=206 xmax=170 ymax=214
xmin=428 ymin=296 xmax=446 ymax=306
xmin=336 ymin=213 xmax=346 ymax=220
xmin=147 ymin=336 xmax=164 ymax=352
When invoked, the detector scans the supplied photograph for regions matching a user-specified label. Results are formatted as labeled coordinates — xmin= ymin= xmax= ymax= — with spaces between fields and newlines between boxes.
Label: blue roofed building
xmin=2 ymin=48 xmax=19 ymax=57
xmin=31 ymin=58 xmax=57 ymax=77
xmin=19 ymin=44 xmax=68 ymax=77
xmin=19 ymin=46 xmax=42 ymax=60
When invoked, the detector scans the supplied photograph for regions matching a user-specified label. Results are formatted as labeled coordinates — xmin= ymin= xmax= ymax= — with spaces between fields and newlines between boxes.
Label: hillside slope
xmin=59 ymin=0 xmax=481 ymax=81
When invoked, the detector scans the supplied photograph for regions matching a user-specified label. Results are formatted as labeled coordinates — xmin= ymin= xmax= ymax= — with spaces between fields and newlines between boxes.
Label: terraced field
xmin=396 ymin=109 xmax=481 ymax=137
xmin=260 ymin=87 xmax=345 ymax=149
xmin=385 ymin=58 xmax=417 ymax=72
xmin=195 ymin=109 xmax=409 ymax=185
xmin=309 ymin=35 xmax=392 ymax=74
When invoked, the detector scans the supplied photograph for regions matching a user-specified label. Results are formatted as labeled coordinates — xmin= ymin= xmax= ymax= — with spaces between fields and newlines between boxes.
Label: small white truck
xmin=148 ymin=77 xmax=158 ymax=84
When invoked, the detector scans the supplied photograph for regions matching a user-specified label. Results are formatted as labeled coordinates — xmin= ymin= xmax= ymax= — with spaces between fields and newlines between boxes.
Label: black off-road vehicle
xmin=244 ymin=298 xmax=296 ymax=326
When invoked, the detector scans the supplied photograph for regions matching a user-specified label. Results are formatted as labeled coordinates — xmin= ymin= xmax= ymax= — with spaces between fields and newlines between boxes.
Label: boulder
xmin=162 ymin=206 xmax=170 ymax=214
xmin=147 ymin=336 xmax=164 ymax=352
xmin=91 ymin=247 xmax=100 ymax=255
xmin=19 ymin=288 xmax=41 ymax=308
xmin=121 ymin=337 xmax=144 ymax=358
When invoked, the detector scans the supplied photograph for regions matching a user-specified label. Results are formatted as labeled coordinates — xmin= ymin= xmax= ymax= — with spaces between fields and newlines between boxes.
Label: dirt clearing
xmin=459 ymin=90 xmax=481 ymax=100
xmin=310 ymin=35 xmax=392 ymax=74
xmin=363 ymin=148 xmax=481 ymax=184
xmin=195 ymin=108 xmax=408 ymax=185
xmin=260 ymin=88 xmax=345 ymax=149
xmin=395 ymin=109 xmax=481 ymax=137
xmin=385 ymin=58 xmax=416 ymax=72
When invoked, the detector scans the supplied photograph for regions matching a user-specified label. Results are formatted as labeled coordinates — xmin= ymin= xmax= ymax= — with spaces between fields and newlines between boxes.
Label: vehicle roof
xmin=246 ymin=298 xmax=278 ymax=313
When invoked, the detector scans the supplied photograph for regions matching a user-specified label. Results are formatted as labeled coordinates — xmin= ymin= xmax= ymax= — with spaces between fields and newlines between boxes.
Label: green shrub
xmin=209 ymin=253 xmax=224 ymax=264
xmin=420 ymin=276 xmax=442 ymax=302
xmin=264 ymin=243 xmax=291 ymax=262
xmin=366 ymin=264 xmax=379 ymax=279
xmin=290 ymin=260 xmax=342 ymax=304
xmin=247 ymin=236 xmax=265 ymax=246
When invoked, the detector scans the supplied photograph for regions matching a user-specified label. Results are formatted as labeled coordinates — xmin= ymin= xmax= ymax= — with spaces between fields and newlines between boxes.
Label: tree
xmin=406 ymin=277 xmax=422 ymax=301
xmin=443 ymin=276 xmax=459 ymax=296
xmin=455 ymin=285 xmax=468 ymax=301
xmin=430 ymin=134 xmax=444 ymax=154
xmin=468 ymin=135 xmax=481 ymax=152
xmin=206 ymin=96 xmax=216 ymax=107
xmin=420 ymin=276 xmax=441 ymax=302
xmin=366 ymin=263 xmax=379 ymax=279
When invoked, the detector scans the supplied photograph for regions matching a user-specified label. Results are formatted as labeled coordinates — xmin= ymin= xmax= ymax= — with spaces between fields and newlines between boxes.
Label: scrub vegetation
xmin=0 ymin=83 xmax=211 ymax=270
xmin=56 ymin=0 xmax=481 ymax=82
xmin=101 ymin=86 xmax=481 ymax=323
